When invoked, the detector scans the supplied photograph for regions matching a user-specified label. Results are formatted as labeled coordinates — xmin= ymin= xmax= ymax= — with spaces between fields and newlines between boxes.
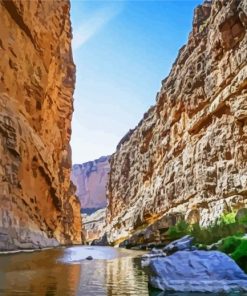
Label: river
xmin=0 ymin=246 xmax=240 ymax=296
xmin=0 ymin=246 xmax=153 ymax=296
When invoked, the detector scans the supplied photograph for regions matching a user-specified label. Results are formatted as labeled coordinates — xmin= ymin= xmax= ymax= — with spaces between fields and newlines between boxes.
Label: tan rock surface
xmin=82 ymin=208 xmax=106 ymax=243
xmin=106 ymin=0 xmax=247 ymax=244
xmin=0 ymin=0 xmax=82 ymax=250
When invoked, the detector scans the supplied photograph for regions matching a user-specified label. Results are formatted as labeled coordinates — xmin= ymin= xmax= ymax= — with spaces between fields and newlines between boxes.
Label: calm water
xmin=0 ymin=246 xmax=244 ymax=296
xmin=0 ymin=246 xmax=151 ymax=296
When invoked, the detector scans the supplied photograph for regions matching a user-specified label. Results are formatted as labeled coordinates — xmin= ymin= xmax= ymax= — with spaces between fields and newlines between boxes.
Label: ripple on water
xmin=0 ymin=246 xmax=245 ymax=296
xmin=0 ymin=246 xmax=149 ymax=296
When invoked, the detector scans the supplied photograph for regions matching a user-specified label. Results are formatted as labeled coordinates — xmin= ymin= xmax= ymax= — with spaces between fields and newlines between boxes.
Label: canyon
xmin=0 ymin=0 xmax=247 ymax=294
xmin=0 ymin=0 xmax=82 ymax=250
xmin=106 ymin=0 xmax=247 ymax=246
xmin=72 ymin=156 xmax=110 ymax=212
xmin=72 ymin=156 xmax=110 ymax=242
xmin=82 ymin=208 xmax=106 ymax=243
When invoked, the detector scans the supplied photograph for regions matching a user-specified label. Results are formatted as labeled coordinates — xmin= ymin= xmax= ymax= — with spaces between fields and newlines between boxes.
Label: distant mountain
xmin=71 ymin=156 xmax=110 ymax=212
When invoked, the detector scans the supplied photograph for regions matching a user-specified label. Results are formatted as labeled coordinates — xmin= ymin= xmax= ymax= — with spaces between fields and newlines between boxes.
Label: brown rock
xmin=0 ymin=0 xmax=82 ymax=250
xmin=106 ymin=0 xmax=247 ymax=245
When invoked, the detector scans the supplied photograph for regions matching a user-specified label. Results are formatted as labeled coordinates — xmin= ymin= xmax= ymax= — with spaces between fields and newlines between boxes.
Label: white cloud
xmin=72 ymin=4 xmax=123 ymax=50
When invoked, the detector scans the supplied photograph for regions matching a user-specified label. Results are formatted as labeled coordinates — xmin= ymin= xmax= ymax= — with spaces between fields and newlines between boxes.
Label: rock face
xmin=163 ymin=235 xmax=194 ymax=255
xmin=106 ymin=0 xmax=247 ymax=244
xmin=82 ymin=208 xmax=106 ymax=243
xmin=148 ymin=251 xmax=247 ymax=292
xmin=91 ymin=233 xmax=109 ymax=246
xmin=72 ymin=156 xmax=110 ymax=211
xmin=0 ymin=0 xmax=82 ymax=250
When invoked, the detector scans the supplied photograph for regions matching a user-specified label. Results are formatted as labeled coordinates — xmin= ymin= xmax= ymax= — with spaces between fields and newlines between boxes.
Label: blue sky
xmin=70 ymin=0 xmax=202 ymax=164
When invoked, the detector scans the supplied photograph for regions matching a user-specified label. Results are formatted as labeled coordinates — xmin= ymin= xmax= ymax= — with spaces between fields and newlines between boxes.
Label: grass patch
xmin=166 ymin=211 xmax=247 ymax=272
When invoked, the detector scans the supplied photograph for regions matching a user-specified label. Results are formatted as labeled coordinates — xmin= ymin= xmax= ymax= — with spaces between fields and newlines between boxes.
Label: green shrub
xmin=166 ymin=212 xmax=245 ymax=245
xmin=219 ymin=236 xmax=242 ymax=254
xmin=236 ymin=210 xmax=247 ymax=225
xmin=219 ymin=212 xmax=236 ymax=225
xmin=231 ymin=239 xmax=247 ymax=273
xmin=166 ymin=220 xmax=190 ymax=240
xmin=217 ymin=236 xmax=247 ymax=272
xmin=165 ymin=210 xmax=247 ymax=273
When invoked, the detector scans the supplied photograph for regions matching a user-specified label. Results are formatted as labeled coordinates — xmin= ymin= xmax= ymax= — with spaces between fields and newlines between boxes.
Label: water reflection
xmin=0 ymin=248 xmax=81 ymax=296
xmin=0 ymin=246 xmax=148 ymax=296
xmin=1 ymin=247 xmax=242 ymax=296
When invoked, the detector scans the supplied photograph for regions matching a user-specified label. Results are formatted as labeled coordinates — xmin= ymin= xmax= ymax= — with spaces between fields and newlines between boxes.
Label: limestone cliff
xmin=106 ymin=0 xmax=247 ymax=245
xmin=82 ymin=208 xmax=106 ymax=243
xmin=72 ymin=156 xmax=110 ymax=211
xmin=0 ymin=0 xmax=82 ymax=250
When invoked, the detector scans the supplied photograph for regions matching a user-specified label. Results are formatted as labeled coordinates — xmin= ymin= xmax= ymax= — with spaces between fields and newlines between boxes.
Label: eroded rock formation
xmin=0 ymin=0 xmax=82 ymax=250
xmin=82 ymin=208 xmax=106 ymax=243
xmin=72 ymin=156 xmax=110 ymax=211
xmin=106 ymin=0 xmax=247 ymax=244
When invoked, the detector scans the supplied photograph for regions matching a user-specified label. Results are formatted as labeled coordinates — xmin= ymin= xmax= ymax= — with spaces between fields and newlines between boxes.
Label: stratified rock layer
xmin=82 ymin=208 xmax=106 ymax=243
xmin=0 ymin=0 xmax=82 ymax=250
xmin=72 ymin=156 xmax=110 ymax=211
xmin=106 ymin=0 xmax=247 ymax=244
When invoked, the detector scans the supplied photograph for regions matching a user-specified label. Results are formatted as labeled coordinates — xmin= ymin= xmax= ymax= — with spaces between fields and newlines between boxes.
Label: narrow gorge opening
xmin=1 ymin=0 xmax=247 ymax=295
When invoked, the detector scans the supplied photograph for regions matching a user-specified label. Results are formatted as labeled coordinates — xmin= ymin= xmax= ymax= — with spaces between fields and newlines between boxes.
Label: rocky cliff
xmin=106 ymin=0 xmax=247 ymax=245
xmin=82 ymin=208 xmax=106 ymax=243
xmin=72 ymin=156 xmax=110 ymax=212
xmin=0 ymin=0 xmax=82 ymax=250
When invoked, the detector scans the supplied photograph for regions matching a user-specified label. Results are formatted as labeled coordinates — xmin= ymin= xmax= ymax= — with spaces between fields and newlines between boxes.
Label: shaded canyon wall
xmin=0 ymin=0 xmax=82 ymax=250
xmin=106 ymin=0 xmax=247 ymax=244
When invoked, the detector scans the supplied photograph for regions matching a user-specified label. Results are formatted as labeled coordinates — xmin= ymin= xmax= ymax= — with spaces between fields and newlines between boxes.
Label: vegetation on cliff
xmin=166 ymin=210 xmax=247 ymax=272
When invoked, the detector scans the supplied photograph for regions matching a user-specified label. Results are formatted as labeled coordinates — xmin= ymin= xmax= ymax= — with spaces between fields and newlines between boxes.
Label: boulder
xmin=148 ymin=251 xmax=247 ymax=293
xmin=141 ymin=248 xmax=166 ymax=267
xmin=163 ymin=235 xmax=194 ymax=254
xmin=86 ymin=256 xmax=93 ymax=260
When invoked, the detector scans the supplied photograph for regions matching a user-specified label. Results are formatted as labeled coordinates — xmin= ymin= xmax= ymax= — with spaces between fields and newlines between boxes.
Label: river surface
xmin=0 ymin=246 xmax=152 ymax=296
xmin=0 ymin=246 xmax=242 ymax=296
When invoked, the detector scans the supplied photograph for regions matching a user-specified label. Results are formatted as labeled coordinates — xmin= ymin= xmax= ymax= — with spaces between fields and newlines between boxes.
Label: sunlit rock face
xmin=106 ymin=0 xmax=247 ymax=244
xmin=0 ymin=0 xmax=82 ymax=250
xmin=82 ymin=208 xmax=106 ymax=243
xmin=72 ymin=156 xmax=110 ymax=211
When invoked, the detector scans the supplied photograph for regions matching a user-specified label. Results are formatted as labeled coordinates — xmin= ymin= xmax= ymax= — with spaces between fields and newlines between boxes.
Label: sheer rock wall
xmin=106 ymin=0 xmax=247 ymax=244
xmin=0 ymin=0 xmax=82 ymax=250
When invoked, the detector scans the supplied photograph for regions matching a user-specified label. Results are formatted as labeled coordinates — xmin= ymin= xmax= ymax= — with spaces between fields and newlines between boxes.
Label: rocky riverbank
xmin=142 ymin=234 xmax=247 ymax=293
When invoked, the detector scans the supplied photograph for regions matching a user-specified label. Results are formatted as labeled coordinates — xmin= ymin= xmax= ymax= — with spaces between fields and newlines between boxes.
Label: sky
xmin=70 ymin=0 xmax=202 ymax=164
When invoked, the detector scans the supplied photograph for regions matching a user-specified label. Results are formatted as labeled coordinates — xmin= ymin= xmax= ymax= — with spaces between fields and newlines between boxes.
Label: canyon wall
xmin=0 ymin=0 xmax=82 ymax=250
xmin=72 ymin=156 xmax=110 ymax=212
xmin=82 ymin=208 xmax=106 ymax=243
xmin=106 ymin=0 xmax=247 ymax=245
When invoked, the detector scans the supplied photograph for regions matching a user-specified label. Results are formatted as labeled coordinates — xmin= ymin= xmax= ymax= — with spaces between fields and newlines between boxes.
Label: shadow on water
xmin=0 ymin=246 xmax=246 ymax=296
